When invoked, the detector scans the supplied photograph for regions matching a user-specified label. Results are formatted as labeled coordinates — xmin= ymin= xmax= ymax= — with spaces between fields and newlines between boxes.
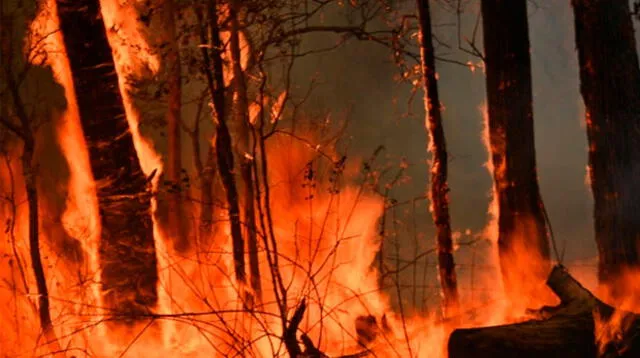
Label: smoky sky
xmin=5 ymin=0 xmax=623 ymax=308
xmin=291 ymin=0 xmax=601 ymax=292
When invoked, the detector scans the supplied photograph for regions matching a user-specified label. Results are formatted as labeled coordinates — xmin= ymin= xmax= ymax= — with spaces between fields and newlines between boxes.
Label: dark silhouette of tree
xmin=572 ymin=0 xmax=640 ymax=297
xmin=55 ymin=0 xmax=158 ymax=319
xmin=481 ymin=0 xmax=550 ymax=301
xmin=0 ymin=0 xmax=62 ymax=348
xmin=415 ymin=0 xmax=459 ymax=318
xmin=229 ymin=0 xmax=262 ymax=300
xmin=196 ymin=0 xmax=246 ymax=285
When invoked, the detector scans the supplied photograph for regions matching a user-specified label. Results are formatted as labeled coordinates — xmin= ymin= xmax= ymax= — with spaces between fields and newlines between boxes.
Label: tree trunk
xmin=229 ymin=2 xmax=261 ymax=301
xmin=2 ymin=3 xmax=61 ymax=348
xmin=6 ymin=70 xmax=60 ymax=350
xmin=481 ymin=0 xmax=550 ymax=301
xmin=161 ymin=0 xmax=187 ymax=252
xmin=55 ymin=0 xmax=158 ymax=319
xmin=22 ymin=139 xmax=60 ymax=348
xmin=448 ymin=265 xmax=640 ymax=358
xmin=197 ymin=0 xmax=246 ymax=284
xmin=415 ymin=0 xmax=459 ymax=317
xmin=572 ymin=0 xmax=640 ymax=297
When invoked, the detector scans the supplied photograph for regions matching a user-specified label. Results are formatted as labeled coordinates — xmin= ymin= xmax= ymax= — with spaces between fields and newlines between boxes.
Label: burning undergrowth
xmin=0 ymin=0 xmax=581 ymax=357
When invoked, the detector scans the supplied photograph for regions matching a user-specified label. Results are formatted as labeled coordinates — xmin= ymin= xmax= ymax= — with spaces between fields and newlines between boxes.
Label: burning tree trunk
xmin=1 ymin=3 xmax=64 ymax=349
xmin=55 ymin=0 xmax=158 ymax=318
xmin=415 ymin=0 xmax=459 ymax=317
xmin=197 ymin=0 xmax=246 ymax=284
xmin=3 ymin=71 xmax=60 ymax=348
xmin=21 ymin=124 xmax=56 ymax=345
xmin=229 ymin=2 xmax=262 ymax=301
xmin=481 ymin=0 xmax=550 ymax=300
xmin=160 ymin=0 xmax=187 ymax=252
xmin=572 ymin=0 xmax=640 ymax=296
xmin=448 ymin=265 xmax=640 ymax=357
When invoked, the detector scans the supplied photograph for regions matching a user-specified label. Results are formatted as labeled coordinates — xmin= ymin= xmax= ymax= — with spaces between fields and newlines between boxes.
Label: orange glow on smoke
xmin=0 ymin=2 xmax=585 ymax=358
xmin=0 ymin=141 xmax=39 ymax=355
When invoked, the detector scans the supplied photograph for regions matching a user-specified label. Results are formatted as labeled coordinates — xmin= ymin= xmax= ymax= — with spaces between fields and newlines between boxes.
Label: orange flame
xmin=593 ymin=268 xmax=640 ymax=355
xmin=0 ymin=2 xmax=581 ymax=357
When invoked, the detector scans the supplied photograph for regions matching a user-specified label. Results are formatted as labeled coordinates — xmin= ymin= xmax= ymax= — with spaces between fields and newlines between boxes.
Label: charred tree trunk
xmin=161 ymin=0 xmax=187 ymax=252
xmin=572 ymin=0 xmax=640 ymax=296
xmin=481 ymin=0 xmax=550 ymax=300
xmin=4 ymin=69 xmax=60 ymax=347
xmin=22 ymin=134 xmax=59 ymax=347
xmin=448 ymin=265 xmax=640 ymax=357
xmin=229 ymin=2 xmax=262 ymax=301
xmin=55 ymin=0 xmax=158 ymax=319
xmin=197 ymin=0 xmax=246 ymax=284
xmin=2 ymin=5 xmax=60 ymax=348
xmin=415 ymin=0 xmax=459 ymax=317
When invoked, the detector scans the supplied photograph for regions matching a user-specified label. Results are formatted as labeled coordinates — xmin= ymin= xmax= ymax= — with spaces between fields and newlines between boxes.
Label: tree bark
xmin=229 ymin=2 xmax=261 ymax=301
xmin=481 ymin=0 xmax=550 ymax=300
xmin=2 ymin=4 xmax=61 ymax=349
xmin=22 ymin=137 xmax=61 ymax=347
xmin=5 ymin=69 xmax=60 ymax=348
xmin=415 ymin=0 xmax=459 ymax=317
xmin=197 ymin=0 xmax=246 ymax=284
xmin=572 ymin=0 xmax=640 ymax=296
xmin=448 ymin=265 xmax=640 ymax=358
xmin=55 ymin=0 xmax=158 ymax=319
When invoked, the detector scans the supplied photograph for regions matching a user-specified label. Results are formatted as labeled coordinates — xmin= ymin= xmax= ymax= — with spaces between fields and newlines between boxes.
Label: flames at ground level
xmin=2 ymin=0 xmax=635 ymax=357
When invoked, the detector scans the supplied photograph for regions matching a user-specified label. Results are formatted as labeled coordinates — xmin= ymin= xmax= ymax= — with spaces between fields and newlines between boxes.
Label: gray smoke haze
xmin=2 ymin=0 xmax=614 ymax=312
xmin=289 ymin=1 xmax=603 ymax=306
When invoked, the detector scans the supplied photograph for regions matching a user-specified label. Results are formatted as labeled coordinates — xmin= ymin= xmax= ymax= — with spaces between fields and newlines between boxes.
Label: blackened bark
xmin=448 ymin=266 xmax=640 ymax=358
xmin=55 ymin=0 xmax=158 ymax=318
xmin=5 ymin=70 xmax=59 ymax=346
xmin=572 ymin=0 xmax=640 ymax=295
xmin=22 ymin=138 xmax=60 ymax=345
xmin=481 ymin=0 xmax=550 ymax=299
xmin=229 ymin=3 xmax=261 ymax=300
xmin=415 ymin=0 xmax=459 ymax=317
xmin=448 ymin=266 xmax=598 ymax=358
xmin=197 ymin=0 xmax=246 ymax=284
xmin=2 ymin=5 xmax=59 ymax=346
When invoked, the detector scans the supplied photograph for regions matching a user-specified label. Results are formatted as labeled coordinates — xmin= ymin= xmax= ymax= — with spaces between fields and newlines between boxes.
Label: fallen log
xmin=448 ymin=265 xmax=640 ymax=358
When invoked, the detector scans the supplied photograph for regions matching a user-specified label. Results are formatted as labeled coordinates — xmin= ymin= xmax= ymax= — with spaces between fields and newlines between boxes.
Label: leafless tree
xmin=415 ymin=0 xmax=460 ymax=319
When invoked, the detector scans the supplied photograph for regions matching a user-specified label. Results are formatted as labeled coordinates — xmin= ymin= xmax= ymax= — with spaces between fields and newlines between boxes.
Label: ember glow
xmin=1 ymin=0 xmax=639 ymax=357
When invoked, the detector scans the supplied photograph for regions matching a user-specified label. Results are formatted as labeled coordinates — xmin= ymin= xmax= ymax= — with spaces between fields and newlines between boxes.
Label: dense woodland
xmin=1 ymin=0 xmax=640 ymax=356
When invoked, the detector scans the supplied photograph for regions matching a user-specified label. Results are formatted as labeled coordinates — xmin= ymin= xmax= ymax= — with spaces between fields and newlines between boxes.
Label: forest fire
xmin=2 ymin=0 xmax=640 ymax=357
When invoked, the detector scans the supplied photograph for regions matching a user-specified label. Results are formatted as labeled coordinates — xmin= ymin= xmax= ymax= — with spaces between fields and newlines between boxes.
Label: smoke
xmin=288 ymin=1 xmax=597 ymax=304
